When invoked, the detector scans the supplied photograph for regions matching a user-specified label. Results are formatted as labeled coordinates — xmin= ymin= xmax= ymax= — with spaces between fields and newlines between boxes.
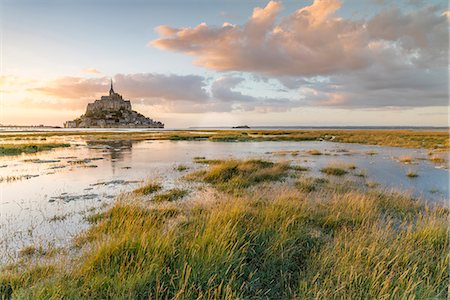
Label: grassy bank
xmin=1 ymin=129 xmax=448 ymax=150
xmin=0 ymin=143 xmax=70 ymax=156
xmin=1 ymin=159 xmax=447 ymax=299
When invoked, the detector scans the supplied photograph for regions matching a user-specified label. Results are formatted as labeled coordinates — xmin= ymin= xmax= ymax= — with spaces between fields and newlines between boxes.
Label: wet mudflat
xmin=0 ymin=138 xmax=448 ymax=261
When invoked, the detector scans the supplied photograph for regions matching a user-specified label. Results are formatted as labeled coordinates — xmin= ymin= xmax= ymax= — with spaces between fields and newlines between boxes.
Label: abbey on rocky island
xmin=64 ymin=80 xmax=164 ymax=128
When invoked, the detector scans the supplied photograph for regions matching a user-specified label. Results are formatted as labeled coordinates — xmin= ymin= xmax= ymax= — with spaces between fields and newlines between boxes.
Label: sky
xmin=0 ymin=0 xmax=448 ymax=127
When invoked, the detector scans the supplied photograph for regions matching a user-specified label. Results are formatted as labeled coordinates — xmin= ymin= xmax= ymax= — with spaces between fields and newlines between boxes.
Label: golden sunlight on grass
xmin=398 ymin=155 xmax=414 ymax=164
xmin=0 ymin=143 xmax=70 ymax=156
xmin=0 ymin=159 xmax=448 ymax=299
xmin=320 ymin=162 xmax=356 ymax=176
xmin=306 ymin=149 xmax=323 ymax=155
xmin=406 ymin=170 xmax=419 ymax=178
xmin=133 ymin=181 xmax=162 ymax=196
xmin=152 ymin=188 xmax=188 ymax=202
xmin=1 ymin=129 xmax=448 ymax=150
xmin=188 ymin=159 xmax=290 ymax=191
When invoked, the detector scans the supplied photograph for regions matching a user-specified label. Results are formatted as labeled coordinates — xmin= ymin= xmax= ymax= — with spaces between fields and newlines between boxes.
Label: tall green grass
xmin=152 ymin=188 xmax=188 ymax=202
xmin=133 ymin=182 xmax=162 ymax=195
xmin=188 ymin=159 xmax=290 ymax=192
xmin=1 ymin=160 xmax=448 ymax=299
xmin=0 ymin=143 xmax=70 ymax=156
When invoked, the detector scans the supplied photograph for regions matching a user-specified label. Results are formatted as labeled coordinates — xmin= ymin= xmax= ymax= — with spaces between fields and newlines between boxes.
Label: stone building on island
xmin=64 ymin=80 xmax=164 ymax=128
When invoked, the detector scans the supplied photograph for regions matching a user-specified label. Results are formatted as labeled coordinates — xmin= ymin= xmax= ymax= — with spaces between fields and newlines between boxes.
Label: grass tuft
xmin=320 ymin=162 xmax=356 ymax=176
xmin=295 ymin=177 xmax=328 ymax=192
xmin=366 ymin=151 xmax=378 ymax=156
xmin=175 ymin=165 xmax=188 ymax=172
xmin=321 ymin=167 xmax=348 ymax=176
xmin=429 ymin=156 xmax=446 ymax=164
xmin=193 ymin=157 xmax=221 ymax=164
xmin=153 ymin=189 xmax=188 ymax=202
xmin=191 ymin=159 xmax=290 ymax=191
xmin=290 ymin=165 xmax=309 ymax=172
xmin=406 ymin=171 xmax=419 ymax=178
xmin=398 ymin=155 xmax=414 ymax=164
xmin=0 ymin=143 xmax=70 ymax=156
xmin=133 ymin=182 xmax=162 ymax=196
xmin=306 ymin=149 xmax=322 ymax=155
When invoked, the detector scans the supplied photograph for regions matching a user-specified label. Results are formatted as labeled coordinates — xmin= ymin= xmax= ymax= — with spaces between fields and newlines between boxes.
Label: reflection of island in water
xmin=86 ymin=140 xmax=133 ymax=174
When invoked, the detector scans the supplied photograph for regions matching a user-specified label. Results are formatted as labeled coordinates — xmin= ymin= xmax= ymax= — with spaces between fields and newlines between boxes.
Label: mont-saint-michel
xmin=2 ymin=0 xmax=448 ymax=299
xmin=64 ymin=80 xmax=164 ymax=128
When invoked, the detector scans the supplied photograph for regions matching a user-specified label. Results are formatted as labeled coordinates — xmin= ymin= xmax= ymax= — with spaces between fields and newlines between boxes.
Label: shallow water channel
xmin=0 ymin=139 xmax=448 ymax=261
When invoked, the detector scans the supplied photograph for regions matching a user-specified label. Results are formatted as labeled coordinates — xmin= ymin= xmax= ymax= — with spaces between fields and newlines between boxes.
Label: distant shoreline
xmin=0 ymin=128 xmax=448 ymax=151
xmin=1 ymin=125 xmax=449 ymax=132
xmin=190 ymin=125 xmax=450 ymax=131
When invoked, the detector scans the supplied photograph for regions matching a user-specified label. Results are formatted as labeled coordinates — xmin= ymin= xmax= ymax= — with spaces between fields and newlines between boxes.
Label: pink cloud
xmin=32 ymin=77 xmax=108 ymax=99
xmin=26 ymin=73 xmax=301 ymax=113
xmin=151 ymin=0 xmax=447 ymax=77
xmin=31 ymin=74 xmax=209 ymax=102
xmin=151 ymin=0 xmax=370 ymax=76
xmin=26 ymin=74 xmax=229 ymax=113
xmin=81 ymin=68 xmax=101 ymax=74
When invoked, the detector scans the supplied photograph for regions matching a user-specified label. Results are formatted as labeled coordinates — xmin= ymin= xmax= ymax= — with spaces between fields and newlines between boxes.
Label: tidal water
xmin=0 ymin=139 xmax=448 ymax=261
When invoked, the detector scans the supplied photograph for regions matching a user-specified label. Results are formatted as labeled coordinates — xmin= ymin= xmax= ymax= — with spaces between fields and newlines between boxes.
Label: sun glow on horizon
xmin=1 ymin=0 xmax=448 ymax=127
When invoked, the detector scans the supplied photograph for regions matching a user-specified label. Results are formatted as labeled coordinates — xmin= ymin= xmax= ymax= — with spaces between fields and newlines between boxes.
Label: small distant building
xmin=64 ymin=80 xmax=164 ymax=128
xmin=64 ymin=121 xmax=77 ymax=128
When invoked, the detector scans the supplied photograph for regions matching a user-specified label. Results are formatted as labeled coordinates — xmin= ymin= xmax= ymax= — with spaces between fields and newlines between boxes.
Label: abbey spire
xmin=109 ymin=78 xmax=115 ymax=96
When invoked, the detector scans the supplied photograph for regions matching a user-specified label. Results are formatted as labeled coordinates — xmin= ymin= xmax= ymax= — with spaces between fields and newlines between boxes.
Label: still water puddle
xmin=0 ymin=139 xmax=448 ymax=261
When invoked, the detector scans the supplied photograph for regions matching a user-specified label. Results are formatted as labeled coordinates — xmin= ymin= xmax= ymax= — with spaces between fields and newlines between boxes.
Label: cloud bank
xmin=29 ymin=73 xmax=297 ymax=113
xmin=151 ymin=0 xmax=448 ymax=108
xmin=152 ymin=0 xmax=447 ymax=76
xmin=29 ymin=74 xmax=209 ymax=112
xmin=19 ymin=0 xmax=449 ymax=115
